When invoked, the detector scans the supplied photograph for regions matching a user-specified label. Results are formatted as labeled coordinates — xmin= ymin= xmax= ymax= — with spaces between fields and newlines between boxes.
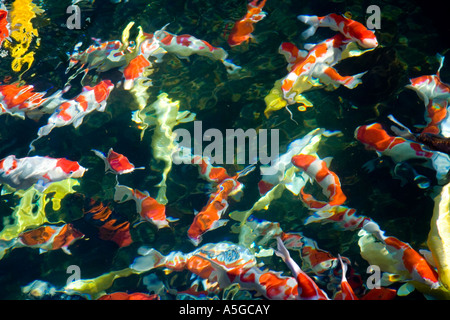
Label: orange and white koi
xmin=16 ymin=223 xmax=84 ymax=255
xmin=279 ymin=34 xmax=366 ymax=105
xmin=92 ymin=148 xmax=144 ymax=175
xmin=364 ymin=221 xmax=440 ymax=289
xmin=114 ymin=183 xmax=177 ymax=229
xmin=355 ymin=122 xmax=450 ymax=184
xmin=275 ymin=237 xmax=329 ymax=300
xmin=226 ymin=0 xmax=267 ymax=47
xmin=0 ymin=83 xmax=65 ymax=119
xmin=406 ymin=54 xmax=450 ymax=136
xmin=187 ymin=165 xmax=254 ymax=246
xmin=297 ymin=13 xmax=378 ymax=49
xmin=154 ymin=27 xmax=240 ymax=74
xmin=0 ymin=3 xmax=10 ymax=48
xmin=122 ymin=32 xmax=167 ymax=90
xmin=291 ymin=154 xmax=347 ymax=210
xmin=83 ymin=199 xmax=132 ymax=248
xmin=131 ymin=241 xmax=299 ymax=299
xmin=30 ymin=80 xmax=114 ymax=151
xmin=0 ymin=155 xmax=86 ymax=190
xmin=281 ymin=232 xmax=339 ymax=278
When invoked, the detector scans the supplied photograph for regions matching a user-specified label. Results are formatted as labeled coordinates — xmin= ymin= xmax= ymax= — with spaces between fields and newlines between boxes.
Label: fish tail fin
xmin=130 ymin=246 xmax=167 ymax=272
xmin=297 ymin=15 xmax=319 ymax=39
xmin=342 ymin=71 xmax=367 ymax=89
xmin=114 ymin=183 xmax=135 ymax=203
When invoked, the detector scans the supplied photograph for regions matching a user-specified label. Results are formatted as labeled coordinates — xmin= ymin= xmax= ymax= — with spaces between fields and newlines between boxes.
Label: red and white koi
xmin=279 ymin=34 xmax=366 ymax=105
xmin=406 ymin=54 xmax=450 ymax=136
xmin=0 ymin=83 xmax=65 ymax=119
xmin=153 ymin=26 xmax=240 ymax=74
xmin=114 ymin=183 xmax=177 ymax=229
xmin=30 ymin=80 xmax=114 ymax=151
xmin=0 ymin=155 xmax=86 ymax=190
xmin=275 ymin=237 xmax=329 ymax=300
xmin=92 ymin=148 xmax=144 ymax=175
xmin=226 ymin=0 xmax=267 ymax=47
xmin=187 ymin=165 xmax=254 ymax=246
xmin=297 ymin=13 xmax=378 ymax=49
xmin=122 ymin=32 xmax=167 ymax=90
xmin=291 ymin=154 xmax=347 ymax=210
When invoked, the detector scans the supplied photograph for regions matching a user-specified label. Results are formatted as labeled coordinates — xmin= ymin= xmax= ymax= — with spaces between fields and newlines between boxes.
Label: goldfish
xmin=114 ymin=183 xmax=177 ymax=229
xmin=297 ymin=13 xmax=378 ymax=48
xmin=227 ymin=0 xmax=267 ymax=47
xmin=291 ymin=154 xmax=347 ymax=210
xmin=92 ymin=148 xmax=144 ymax=175
xmin=0 ymin=155 xmax=86 ymax=190
xmin=304 ymin=205 xmax=372 ymax=231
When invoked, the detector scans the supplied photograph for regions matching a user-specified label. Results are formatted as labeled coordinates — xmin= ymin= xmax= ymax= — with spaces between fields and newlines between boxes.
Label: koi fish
xmin=364 ymin=221 xmax=440 ymax=289
xmin=92 ymin=148 xmax=144 ymax=175
xmin=83 ymin=199 xmax=132 ymax=248
xmin=355 ymin=122 xmax=450 ymax=184
xmin=275 ymin=237 xmax=329 ymax=300
xmin=227 ymin=0 xmax=267 ymax=47
xmin=122 ymin=32 xmax=167 ymax=90
xmin=0 ymin=155 xmax=86 ymax=190
xmin=291 ymin=154 xmax=347 ymax=210
xmin=406 ymin=54 xmax=450 ymax=136
xmin=304 ymin=205 xmax=372 ymax=231
xmin=388 ymin=114 xmax=450 ymax=155
xmin=154 ymin=26 xmax=240 ymax=74
xmin=281 ymin=232 xmax=339 ymax=278
xmin=131 ymin=241 xmax=299 ymax=299
xmin=0 ymin=4 xmax=10 ymax=48
xmin=30 ymin=80 xmax=114 ymax=151
xmin=297 ymin=13 xmax=378 ymax=48
xmin=67 ymin=40 xmax=129 ymax=73
xmin=16 ymin=223 xmax=84 ymax=255
xmin=333 ymin=255 xmax=358 ymax=300
xmin=276 ymin=34 xmax=366 ymax=108
xmin=0 ymin=83 xmax=65 ymax=119
xmin=187 ymin=165 xmax=255 ymax=246
xmin=114 ymin=183 xmax=177 ymax=229
xmin=97 ymin=292 xmax=159 ymax=300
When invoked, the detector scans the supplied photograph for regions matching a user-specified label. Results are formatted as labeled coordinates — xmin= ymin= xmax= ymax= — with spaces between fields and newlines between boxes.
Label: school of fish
xmin=1 ymin=0 xmax=450 ymax=301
